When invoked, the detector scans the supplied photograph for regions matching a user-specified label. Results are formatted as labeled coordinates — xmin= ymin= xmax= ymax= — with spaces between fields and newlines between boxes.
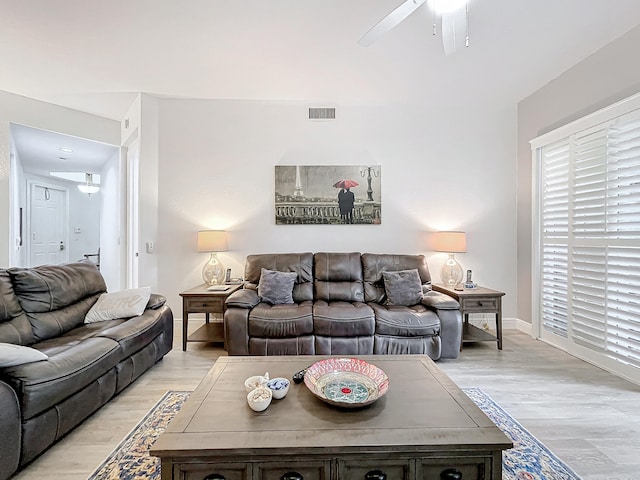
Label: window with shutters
xmin=532 ymin=95 xmax=640 ymax=384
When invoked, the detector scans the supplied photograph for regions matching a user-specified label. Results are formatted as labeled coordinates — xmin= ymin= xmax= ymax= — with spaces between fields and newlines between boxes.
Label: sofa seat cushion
xmin=96 ymin=309 xmax=169 ymax=357
xmin=248 ymin=301 xmax=313 ymax=338
xmin=33 ymin=320 xmax=125 ymax=356
xmin=2 ymin=336 xmax=122 ymax=420
xmin=370 ymin=303 xmax=440 ymax=337
xmin=313 ymin=301 xmax=375 ymax=337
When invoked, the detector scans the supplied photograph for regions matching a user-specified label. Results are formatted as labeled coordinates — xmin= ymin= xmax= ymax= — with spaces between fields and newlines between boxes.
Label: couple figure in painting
xmin=338 ymin=188 xmax=355 ymax=224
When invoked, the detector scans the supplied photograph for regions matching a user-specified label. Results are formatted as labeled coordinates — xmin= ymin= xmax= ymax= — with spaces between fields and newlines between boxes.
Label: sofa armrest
xmin=0 ymin=380 xmax=20 ymax=480
xmin=437 ymin=309 xmax=463 ymax=359
xmin=146 ymin=293 xmax=166 ymax=310
xmin=225 ymin=289 xmax=260 ymax=309
xmin=421 ymin=291 xmax=460 ymax=310
xmin=224 ymin=306 xmax=251 ymax=355
xmin=224 ymin=289 xmax=260 ymax=356
xmin=422 ymin=291 xmax=462 ymax=359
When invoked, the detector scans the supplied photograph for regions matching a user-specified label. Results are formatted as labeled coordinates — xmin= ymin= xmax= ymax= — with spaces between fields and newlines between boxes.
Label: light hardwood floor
xmin=12 ymin=326 xmax=640 ymax=480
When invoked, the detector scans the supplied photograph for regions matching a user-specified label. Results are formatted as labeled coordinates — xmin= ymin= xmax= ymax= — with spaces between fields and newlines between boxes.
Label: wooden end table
xmin=433 ymin=284 xmax=506 ymax=350
xmin=179 ymin=283 xmax=243 ymax=351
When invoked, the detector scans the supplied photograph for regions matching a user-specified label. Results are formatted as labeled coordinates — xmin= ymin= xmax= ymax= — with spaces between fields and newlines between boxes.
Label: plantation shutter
xmin=570 ymin=125 xmax=608 ymax=351
xmin=540 ymin=138 xmax=570 ymax=338
xmin=605 ymin=112 xmax=640 ymax=367
xmin=535 ymin=99 xmax=640 ymax=378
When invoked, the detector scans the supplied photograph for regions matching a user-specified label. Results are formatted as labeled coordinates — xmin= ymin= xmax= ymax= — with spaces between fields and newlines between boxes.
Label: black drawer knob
xmin=281 ymin=472 xmax=303 ymax=480
xmin=365 ymin=470 xmax=387 ymax=480
xmin=440 ymin=468 xmax=462 ymax=480
xmin=203 ymin=475 xmax=226 ymax=480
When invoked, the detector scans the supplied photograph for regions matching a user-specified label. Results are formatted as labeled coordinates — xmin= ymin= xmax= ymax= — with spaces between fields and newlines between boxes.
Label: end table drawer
xmin=186 ymin=298 xmax=225 ymax=313
xmin=460 ymin=297 xmax=498 ymax=312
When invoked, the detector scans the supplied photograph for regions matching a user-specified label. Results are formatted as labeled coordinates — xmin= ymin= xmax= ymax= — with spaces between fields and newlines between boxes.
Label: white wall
xmin=517 ymin=24 xmax=640 ymax=325
xmin=156 ymin=99 xmax=518 ymax=317
xmin=0 ymin=90 xmax=120 ymax=266
xmin=68 ymin=180 xmax=101 ymax=263
xmin=100 ymin=150 xmax=124 ymax=291
xmin=120 ymin=94 xmax=160 ymax=291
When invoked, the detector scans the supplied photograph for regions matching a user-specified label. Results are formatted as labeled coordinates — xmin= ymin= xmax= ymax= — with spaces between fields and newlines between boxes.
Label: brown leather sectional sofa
xmin=224 ymin=252 xmax=462 ymax=359
xmin=0 ymin=261 xmax=173 ymax=480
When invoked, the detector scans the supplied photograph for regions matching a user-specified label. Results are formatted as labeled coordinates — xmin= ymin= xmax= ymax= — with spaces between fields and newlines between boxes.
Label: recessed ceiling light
xmin=59 ymin=147 xmax=73 ymax=153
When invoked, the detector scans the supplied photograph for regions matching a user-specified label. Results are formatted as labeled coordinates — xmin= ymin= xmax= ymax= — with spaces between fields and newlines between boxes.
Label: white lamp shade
xmin=78 ymin=172 xmax=100 ymax=194
xmin=197 ymin=230 xmax=228 ymax=253
xmin=433 ymin=231 xmax=467 ymax=253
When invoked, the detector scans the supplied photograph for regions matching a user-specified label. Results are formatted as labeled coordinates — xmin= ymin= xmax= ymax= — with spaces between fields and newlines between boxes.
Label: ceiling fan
xmin=358 ymin=0 xmax=470 ymax=55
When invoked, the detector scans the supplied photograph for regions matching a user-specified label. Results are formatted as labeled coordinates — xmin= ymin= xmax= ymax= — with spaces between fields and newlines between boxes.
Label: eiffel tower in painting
xmin=293 ymin=165 xmax=304 ymax=198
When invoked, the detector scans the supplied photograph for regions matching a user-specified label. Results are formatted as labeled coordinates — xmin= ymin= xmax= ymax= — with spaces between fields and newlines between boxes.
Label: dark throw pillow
xmin=257 ymin=268 xmax=297 ymax=305
xmin=382 ymin=269 xmax=423 ymax=306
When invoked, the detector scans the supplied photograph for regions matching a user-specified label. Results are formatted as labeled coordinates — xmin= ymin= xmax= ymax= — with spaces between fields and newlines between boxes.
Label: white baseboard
xmin=514 ymin=318 xmax=533 ymax=335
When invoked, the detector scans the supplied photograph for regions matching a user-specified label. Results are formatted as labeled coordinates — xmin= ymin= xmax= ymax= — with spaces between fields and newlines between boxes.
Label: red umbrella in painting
xmin=333 ymin=179 xmax=359 ymax=189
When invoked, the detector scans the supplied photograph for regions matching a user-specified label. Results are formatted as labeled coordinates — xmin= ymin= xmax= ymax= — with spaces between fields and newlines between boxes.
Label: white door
xmin=28 ymin=182 xmax=68 ymax=266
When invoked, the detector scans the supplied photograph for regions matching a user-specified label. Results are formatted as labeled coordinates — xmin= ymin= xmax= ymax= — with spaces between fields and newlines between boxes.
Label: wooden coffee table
xmin=151 ymin=355 xmax=512 ymax=480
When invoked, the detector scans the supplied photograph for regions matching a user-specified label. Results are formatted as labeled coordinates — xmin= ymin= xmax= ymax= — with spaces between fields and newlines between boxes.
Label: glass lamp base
xmin=441 ymin=253 xmax=463 ymax=288
xmin=202 ymin=253 xmax=225 ymax=285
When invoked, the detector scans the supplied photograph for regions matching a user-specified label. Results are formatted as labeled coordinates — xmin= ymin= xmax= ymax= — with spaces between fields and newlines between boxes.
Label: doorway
xmin=9 ymin=123 xmax=121 ymax=287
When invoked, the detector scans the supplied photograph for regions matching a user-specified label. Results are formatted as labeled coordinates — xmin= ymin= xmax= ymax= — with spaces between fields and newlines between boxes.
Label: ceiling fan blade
xmin=358 ymin=0 xmax=427 ymax=47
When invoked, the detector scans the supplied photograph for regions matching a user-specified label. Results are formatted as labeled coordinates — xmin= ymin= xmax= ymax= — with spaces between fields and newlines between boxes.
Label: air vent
xmin=308 ymin=107 xmax=336 ymax=120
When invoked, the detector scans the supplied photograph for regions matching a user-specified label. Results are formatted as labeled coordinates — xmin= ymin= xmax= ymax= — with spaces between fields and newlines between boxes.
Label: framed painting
xmin=275 ymin=165 xmax=381 ymax=225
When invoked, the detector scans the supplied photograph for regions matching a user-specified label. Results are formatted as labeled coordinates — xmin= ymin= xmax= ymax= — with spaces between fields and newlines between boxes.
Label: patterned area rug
xmin=88 ymin=388 xmax=582 ymax=480
xmin=463 ymin=387 xmax=581 ymax=480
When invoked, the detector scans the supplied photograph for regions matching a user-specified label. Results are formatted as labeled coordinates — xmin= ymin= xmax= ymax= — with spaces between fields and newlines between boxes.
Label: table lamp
xmin=433 ymin=231 xmax=467 ymax=288
xmin=197 ymin=230 xmax=228 ymax=285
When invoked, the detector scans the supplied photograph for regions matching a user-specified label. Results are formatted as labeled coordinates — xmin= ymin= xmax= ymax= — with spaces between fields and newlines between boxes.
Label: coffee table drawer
xmin=338 ymin=458 xmax=412 ymax=480
xmin=255 ymin=460 xmax=331 ymax=480
xmin=178 ymin=462 xmax=250 ymax=480
xmin=419 ymin=457 xmax=492 ymax=480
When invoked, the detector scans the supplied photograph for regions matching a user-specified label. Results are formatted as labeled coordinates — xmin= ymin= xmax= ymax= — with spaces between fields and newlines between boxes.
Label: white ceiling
xmin=11 ymin=123 xmax=118 ymax=179
xmin=1 ymin=0 xmax=640 ymax=121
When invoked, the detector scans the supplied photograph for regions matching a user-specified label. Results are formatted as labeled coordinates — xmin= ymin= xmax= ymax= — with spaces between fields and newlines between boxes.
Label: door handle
xmin=59 ymin=241 xmax=65 ymax=251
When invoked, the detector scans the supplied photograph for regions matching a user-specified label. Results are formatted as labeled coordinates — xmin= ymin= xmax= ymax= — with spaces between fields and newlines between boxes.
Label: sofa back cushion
xmin=361 ymin=254 xmax=432 ymax=303
xmin=244 ymin=253 xmax=313 ymax=303
xmin=0 ymin=270 xmax=35 ymax=345
xmin=8 ymin=261 xmax=107 ymax=341
xmin=314 ymin=252 xmax=364 ymax=303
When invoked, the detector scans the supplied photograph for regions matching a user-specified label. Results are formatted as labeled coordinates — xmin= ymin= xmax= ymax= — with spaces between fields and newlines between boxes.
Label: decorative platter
xmin=303 ymin=358 xmax=389 ymax=408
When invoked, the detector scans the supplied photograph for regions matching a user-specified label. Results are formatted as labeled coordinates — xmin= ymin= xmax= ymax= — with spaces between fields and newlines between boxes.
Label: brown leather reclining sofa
xmin=224 ymin=252 xmax=462 ymax=359
xmin=0 ymin=261 xmax=173 ymax=480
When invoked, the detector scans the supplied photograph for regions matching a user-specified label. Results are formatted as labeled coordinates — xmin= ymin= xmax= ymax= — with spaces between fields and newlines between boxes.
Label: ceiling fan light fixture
xmin=78 ymin=173 xmax=100 ymax=194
